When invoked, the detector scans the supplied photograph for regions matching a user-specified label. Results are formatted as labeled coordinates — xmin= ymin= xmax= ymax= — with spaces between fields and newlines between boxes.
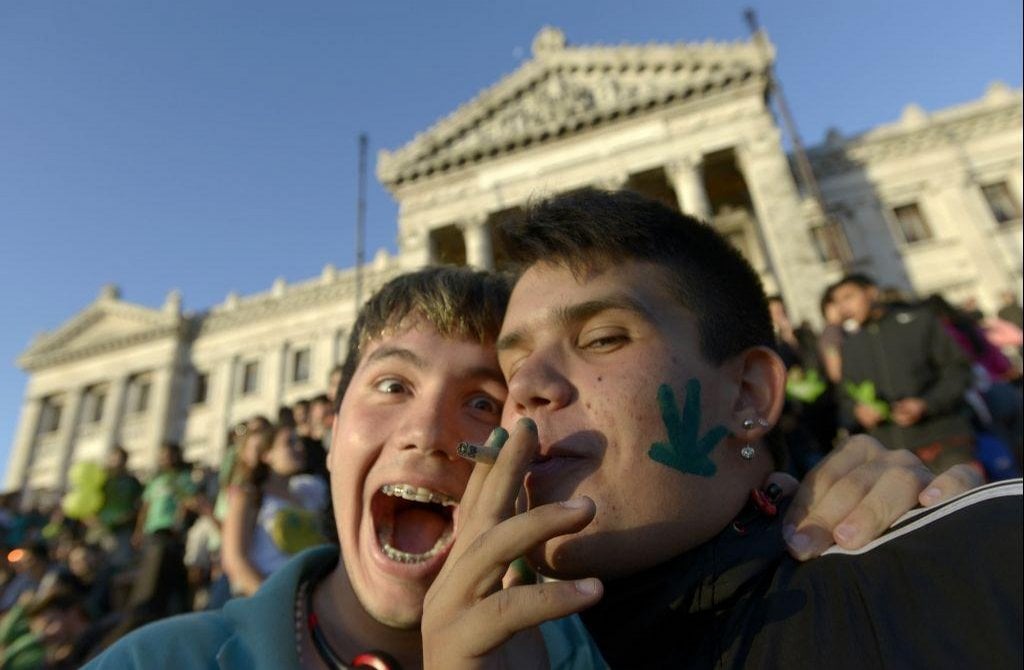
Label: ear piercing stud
xmin=740 ymin=445 xmax=756 ymax=460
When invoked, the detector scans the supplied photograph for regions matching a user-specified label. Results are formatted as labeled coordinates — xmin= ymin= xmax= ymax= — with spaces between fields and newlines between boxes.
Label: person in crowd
xmin=298 ymin=396 xmax=330 ymax=480
xmin=817 ymin=291 xmax=845 ymax=384
xmin=831 ymin=274 xmax=976 ymax=472
xmin=126 ymin=443 xmax=194 ymax=624
xmin=997 ymin=290 xmax=1024 ymax=329
xmin=326 ymin=364 xmax=345 ymax=407
xmin=85 ymin=265 xmax=981 ymax=669
xmin=927 ymin=294 xmax=1024 ymax=471
xmin=420 ymin=188 xmax=1020 ymax=669
xmin=0 ymin=544 xmax=48 ymax=614
xmin=292 ymin=400 xmax=312 ymax=439
xmin=93 ymin=446 xmax=142 ymax=569
xmin=221 ymin=424 xmax=327 ymax=597
xmin=766 ymin=295 xmax=837 ymax=473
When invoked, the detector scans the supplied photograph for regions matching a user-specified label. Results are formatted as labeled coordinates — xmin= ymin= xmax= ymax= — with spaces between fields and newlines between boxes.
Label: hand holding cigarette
xmin=421 ymin=419 xmax=602 ymax=670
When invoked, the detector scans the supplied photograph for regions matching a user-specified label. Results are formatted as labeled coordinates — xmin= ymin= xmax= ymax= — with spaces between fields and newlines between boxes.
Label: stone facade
xmin=6 ymin=28 xmax=1022 ymax=495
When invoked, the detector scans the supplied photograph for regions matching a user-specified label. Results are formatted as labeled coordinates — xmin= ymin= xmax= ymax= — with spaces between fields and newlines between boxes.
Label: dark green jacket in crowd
xmin=840 ymin=303 xmax=972 ymax=452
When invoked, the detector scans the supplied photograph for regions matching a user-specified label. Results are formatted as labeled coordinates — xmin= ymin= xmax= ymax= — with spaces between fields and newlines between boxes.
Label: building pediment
xmin=18 ymin=288 xmax=183 ymax=370
xmin=378 ymin=27 xmax=772 ymax=187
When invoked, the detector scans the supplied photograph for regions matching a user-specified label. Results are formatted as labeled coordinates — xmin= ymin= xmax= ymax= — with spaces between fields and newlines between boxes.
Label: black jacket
xmin=840 ymin=304 xmax=972 ymax=451
xmin=582 ymin=480 xmax=1023 ymax=669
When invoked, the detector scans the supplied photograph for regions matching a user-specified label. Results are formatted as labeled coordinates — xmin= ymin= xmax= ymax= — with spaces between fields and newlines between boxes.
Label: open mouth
xmin=372 ymin=484 xmax=457 ymax=564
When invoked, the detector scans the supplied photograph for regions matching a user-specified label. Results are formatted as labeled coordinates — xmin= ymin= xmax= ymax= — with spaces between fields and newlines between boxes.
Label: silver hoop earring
xmin=740 ymin=444 xmax=756 ymax=460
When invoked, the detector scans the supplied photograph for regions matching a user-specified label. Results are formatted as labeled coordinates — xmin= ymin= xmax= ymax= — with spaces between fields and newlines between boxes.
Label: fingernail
xmin=561 ymin=497 xmax=590 ymax=510
xmin=921 ymin=486 xmax=941 ymax=503
xmin=486 ymin=427 xmax=509 ymax=449
xmin=574 ymin=578 xmax=600 ymax=596
xmin=834 ymin=523 xmax=857 ymax=545
xmin=785 ymin=530 xmax=811 ymax=553
xmin=518 ymin=417 xmax=537 ymax=433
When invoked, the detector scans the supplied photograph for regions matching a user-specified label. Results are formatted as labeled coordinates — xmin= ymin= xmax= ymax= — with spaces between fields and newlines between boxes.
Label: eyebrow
xmin=363 ymin=346 xmax=427 ymax=368
xmin=497 ymin=295 xmax=655 ymax=351
xmin=363 ymin=346 xmax=506 ymax=386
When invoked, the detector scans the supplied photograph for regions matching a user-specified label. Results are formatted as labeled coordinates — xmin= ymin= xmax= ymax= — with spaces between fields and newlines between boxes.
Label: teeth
xmin=380 ymin=484 xmax=457 ymax=507
xmin=380 ymin=532 xmax=452 ymax=564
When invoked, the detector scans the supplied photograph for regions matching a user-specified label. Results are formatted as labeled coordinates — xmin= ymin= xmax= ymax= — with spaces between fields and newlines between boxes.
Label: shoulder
xmin=289 ymin=474 xmax=328 ymax=508
xmin=83 ymin=611 xmax=234 ymax=669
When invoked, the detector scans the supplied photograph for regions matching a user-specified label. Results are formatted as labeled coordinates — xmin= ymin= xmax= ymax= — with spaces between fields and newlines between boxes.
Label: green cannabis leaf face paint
xmin=648 ymin=379 xmax=729 ymax=476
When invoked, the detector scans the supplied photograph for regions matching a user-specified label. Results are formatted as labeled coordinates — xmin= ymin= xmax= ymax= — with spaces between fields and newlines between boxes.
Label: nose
xmin=506 ymin=349 xmax=575 ymax=419
xmin=394 ymin=392 xmax=461 ymax=459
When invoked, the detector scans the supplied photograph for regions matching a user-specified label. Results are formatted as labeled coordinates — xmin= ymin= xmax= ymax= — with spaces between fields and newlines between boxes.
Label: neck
xmin=312 ymin=561 xmax=423 ymax=670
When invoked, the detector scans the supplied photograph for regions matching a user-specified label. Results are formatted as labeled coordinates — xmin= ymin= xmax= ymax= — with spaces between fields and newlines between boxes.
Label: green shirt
xmin=142 ymin=470 xmax=196 ymax=535
xmin=99 ymin=472 xmax=143 ymax=529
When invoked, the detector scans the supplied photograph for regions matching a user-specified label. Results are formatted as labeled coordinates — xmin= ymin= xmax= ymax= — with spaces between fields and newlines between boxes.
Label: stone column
xmin=146 ymin=365 xmax=176 ymax=470
xmin=736 ymin=131 xmax=827 ymax=324
xmin=266 ymin=343 xmax=287 ymax=417
xmin=208 ymin=357 xmax=236 ymax=466
xmin=667 ymin=157 xmax=712 ymax=221
xmin=399 ymin=229 xmax=437 ymax=270
xmin=56 ymin=388 xmax=85 ymax=490
xmin=461 ymin=215 xmax=494 ymax=270
xmin=4 ymin=397 xmax=44 ymax=493
xmin=101 ymin=375 xmax=130 ymax=457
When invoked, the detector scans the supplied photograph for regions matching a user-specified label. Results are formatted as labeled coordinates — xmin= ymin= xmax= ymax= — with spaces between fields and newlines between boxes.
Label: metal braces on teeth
xmin=380 ymin=483 xmax=457 ymax=506
xmin=380 ymin=538 xmax=449 ymax=564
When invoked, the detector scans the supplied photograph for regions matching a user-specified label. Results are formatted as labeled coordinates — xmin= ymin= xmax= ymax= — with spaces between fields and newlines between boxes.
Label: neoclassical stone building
xmin=6 ymin=28 xmax=1022 ymax=495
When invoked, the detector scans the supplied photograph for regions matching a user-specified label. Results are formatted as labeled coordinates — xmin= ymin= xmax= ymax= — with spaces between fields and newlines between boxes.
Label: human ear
xmin=730 ymin=346 xmax=786 ymax=437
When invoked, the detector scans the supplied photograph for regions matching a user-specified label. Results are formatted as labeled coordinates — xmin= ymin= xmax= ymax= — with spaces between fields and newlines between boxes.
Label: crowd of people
xmin=0 ymin=187 xmax=1019 ymax=668
xmin=769 ymin=277 xmax=1023 ymax=480
xmin=0 ymin=394 xmax=339 ymax=668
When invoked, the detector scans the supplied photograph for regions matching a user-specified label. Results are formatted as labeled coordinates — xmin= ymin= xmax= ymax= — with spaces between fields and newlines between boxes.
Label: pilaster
xmin=461 ymin=214 xmax=494 ymax=271
xmin=666 ymin=157 xmax=712 ymax=221
xmin=4 ymin=397 xmax=44 ymax=494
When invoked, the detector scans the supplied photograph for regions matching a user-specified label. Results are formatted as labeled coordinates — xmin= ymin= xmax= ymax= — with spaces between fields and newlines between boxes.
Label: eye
xmin=579 ymin=328 xmax=630 ymax=352
xmin=373 ymin=378 xmax=408 ymax=395
xmin=468 ymin=394 xmax=502 ymax=416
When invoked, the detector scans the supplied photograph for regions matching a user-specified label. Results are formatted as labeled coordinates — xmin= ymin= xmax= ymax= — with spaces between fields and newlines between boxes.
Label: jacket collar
xmin=216 ymin=545 xmax=338 ymax=670
xmin=580 ymin=500 xmax=788 ymax=667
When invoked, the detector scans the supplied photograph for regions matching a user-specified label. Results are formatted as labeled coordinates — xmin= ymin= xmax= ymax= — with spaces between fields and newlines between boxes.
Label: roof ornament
xmin=98 ymin=284 xmax=121 ymax=302
xmin=532 ymin=26 xmax=566 ymax=59
xmin=163 ymin=289 xmax=182 ymax=315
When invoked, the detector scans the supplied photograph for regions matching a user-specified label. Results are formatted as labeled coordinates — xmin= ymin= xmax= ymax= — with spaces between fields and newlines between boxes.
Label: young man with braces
xmin=89 ymin=264 xmax=981 ymax=669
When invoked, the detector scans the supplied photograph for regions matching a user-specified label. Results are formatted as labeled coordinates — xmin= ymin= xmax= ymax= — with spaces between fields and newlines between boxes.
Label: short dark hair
xmin=833 ymin=273 xmax=877 ymax=291
xmin=334 ymin=266 xmax=512 ymax=410
xmin=500 ymin=188 xmax=773 ymax=365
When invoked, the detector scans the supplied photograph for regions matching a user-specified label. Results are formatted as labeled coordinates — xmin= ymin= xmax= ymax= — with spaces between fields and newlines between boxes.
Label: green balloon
xmin=69 ymin=461 xmax=106 ymax=492
xmin=62 ymin=490 xmax=88 ymax=519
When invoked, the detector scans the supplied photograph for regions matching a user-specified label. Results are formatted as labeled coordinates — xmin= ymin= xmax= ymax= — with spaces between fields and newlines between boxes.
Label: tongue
xmin=393 ymin=507 xmax=448 ymax=555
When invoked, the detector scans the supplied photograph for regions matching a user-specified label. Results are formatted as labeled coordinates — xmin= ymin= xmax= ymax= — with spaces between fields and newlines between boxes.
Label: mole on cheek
xmin=597 ymin=376 xmax=603 ymax=382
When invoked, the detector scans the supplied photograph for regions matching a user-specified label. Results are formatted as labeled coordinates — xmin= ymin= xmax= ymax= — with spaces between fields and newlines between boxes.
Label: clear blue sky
xmin=1 ymin=1 xmax=1021 ymax=482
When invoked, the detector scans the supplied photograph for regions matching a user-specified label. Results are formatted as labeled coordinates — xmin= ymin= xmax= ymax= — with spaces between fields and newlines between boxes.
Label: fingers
xmin=458 ymin=427 xmax=509 ymax=513
xmin=919 ymin=462 xmax=985 ymax=506
xmin=473 ymin=419 xmax=538 ymax=523
xmin=786 ymin=435 xmax=885 ymax=528
xmin=784 ymin=436 xmax=934 ymax=559
xmin=445 ymin=498 xmax=596 ymax=604
xmin=441 ymin=579 xmax=603 ymax=658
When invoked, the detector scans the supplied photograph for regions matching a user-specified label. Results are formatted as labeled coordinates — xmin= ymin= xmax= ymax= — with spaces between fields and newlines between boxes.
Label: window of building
xmin=192 ymin=372 xmax=209 ymax=405
xmin=85 ymin=386 xmax=106 ymax=424
xmin=810 ymin=219 xmax=853 ymax=264
xmin=891 ymin=203 xmax=933 ymax=244
xmin=292 ymin=348 xmax=311 ymax=384
xmin=39 ymin=398 xmax=63 ymax=434
xmin=240 ymin=360 xmax=260 ymax=396
xmin=981 ymin=182 xmax=1021 ymax=225
xmin=129 ymin=376 xmax=151 ymax=414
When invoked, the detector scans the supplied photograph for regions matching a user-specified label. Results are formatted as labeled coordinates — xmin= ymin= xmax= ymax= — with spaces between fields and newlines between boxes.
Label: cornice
xmin=19 ymin=323 xmax=184 ymax=372
xmin=378 ymin=28 xmax=771 ymax=189
xmin=197 ymin=261 xmax=403 ymax=335
xmin=809 ymin=91 xmax=1023 ymax=179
